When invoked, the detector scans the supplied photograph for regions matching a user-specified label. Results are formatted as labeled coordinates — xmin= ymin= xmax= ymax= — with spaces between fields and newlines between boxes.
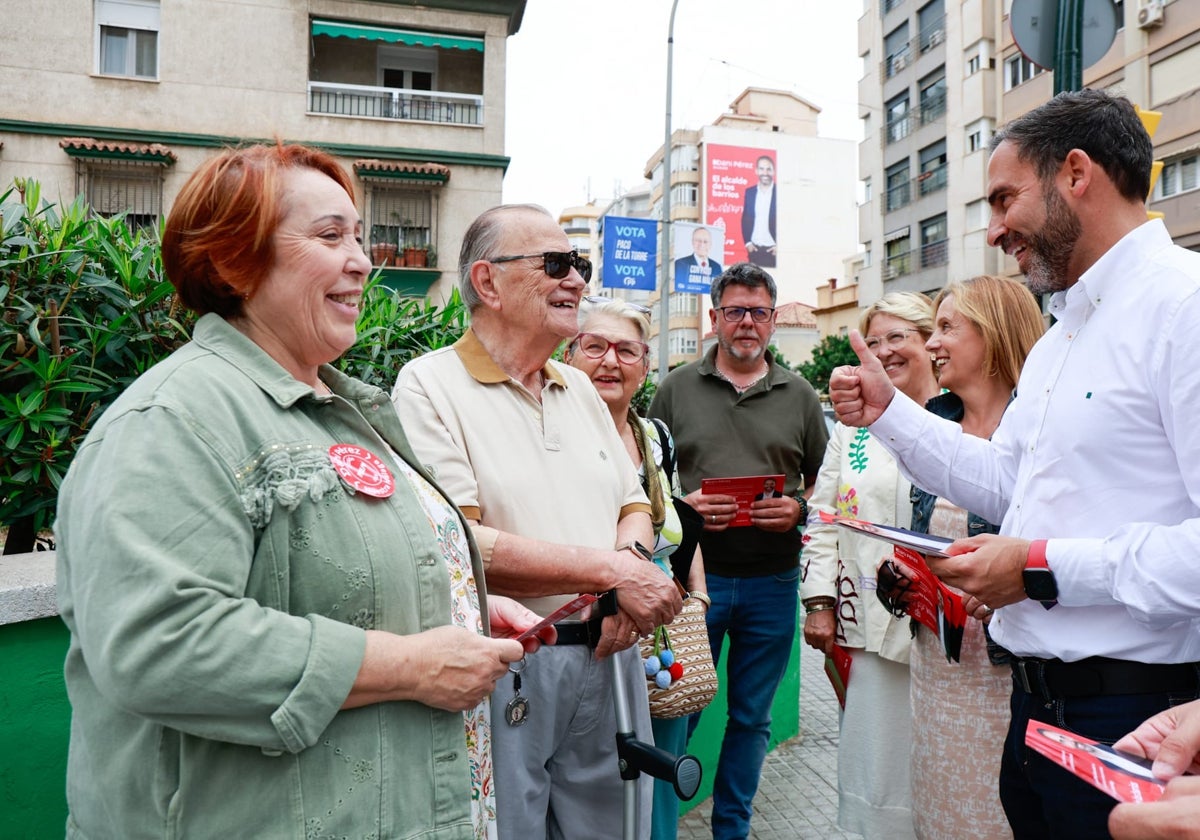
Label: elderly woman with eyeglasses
xmin=800 ymin=292 xmax=940 ymax=839
xmin=564 ymin=297 xmax=707 ymax=840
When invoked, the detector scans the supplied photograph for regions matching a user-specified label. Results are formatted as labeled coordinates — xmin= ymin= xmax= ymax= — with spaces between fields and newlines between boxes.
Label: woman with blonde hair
xmin=801 ymin=291 xmax=941 ymax=839
xmin=907 ymin=274 xmax=1044 ymax=840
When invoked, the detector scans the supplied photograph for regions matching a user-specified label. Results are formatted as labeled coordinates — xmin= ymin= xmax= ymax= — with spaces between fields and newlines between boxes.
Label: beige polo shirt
xmin=393 ymin=329 xmax=651 ymax=616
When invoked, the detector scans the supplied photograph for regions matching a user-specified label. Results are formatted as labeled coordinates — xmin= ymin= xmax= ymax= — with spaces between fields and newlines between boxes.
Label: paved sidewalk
xmin=677 ymin=643 xmax=856 ymax=840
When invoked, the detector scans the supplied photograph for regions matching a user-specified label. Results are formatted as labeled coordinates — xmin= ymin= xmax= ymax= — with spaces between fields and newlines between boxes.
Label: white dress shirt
xmin=871 ymin=220 xmax=1200 ymax=663
xmin=751 ymin=185 xmax=775 ymax=247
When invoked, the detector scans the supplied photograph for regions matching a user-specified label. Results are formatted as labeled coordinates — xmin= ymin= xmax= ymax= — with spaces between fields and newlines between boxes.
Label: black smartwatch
xmin=1022 ymin=540 xmax=1058 ymax=605
xmin=616 ymin=540 xmax=654 ymax=563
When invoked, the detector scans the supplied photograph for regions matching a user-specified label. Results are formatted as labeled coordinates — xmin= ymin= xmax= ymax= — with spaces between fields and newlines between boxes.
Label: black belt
xmin=1010 ymin=655 xmax=1200 ymax=701
xmin=553 ymin=616 xmax=605 ymax=648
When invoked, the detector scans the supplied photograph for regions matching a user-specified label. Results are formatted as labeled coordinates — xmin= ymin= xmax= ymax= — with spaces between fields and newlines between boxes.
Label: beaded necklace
xmin=714 ymin=363 xmax=768 ymax=393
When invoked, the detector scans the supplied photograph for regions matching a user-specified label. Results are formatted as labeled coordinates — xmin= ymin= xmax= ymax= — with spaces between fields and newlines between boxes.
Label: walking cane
xmin=611 ymin=653 xmax=703 ymax=840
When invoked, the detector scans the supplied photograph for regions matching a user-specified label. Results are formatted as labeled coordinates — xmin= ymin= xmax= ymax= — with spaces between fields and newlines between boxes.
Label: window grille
xmin=76 ymin=160 xmax=163 ymax=229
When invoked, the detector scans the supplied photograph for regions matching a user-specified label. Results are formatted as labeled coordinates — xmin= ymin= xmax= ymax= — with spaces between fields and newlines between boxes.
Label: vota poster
xmin=600 ymin=215 xmax=657 ymax=291
xmin=706 ymin=145 xmax=778 ymax=269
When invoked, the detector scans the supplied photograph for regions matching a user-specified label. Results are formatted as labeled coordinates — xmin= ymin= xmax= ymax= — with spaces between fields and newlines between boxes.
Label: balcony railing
xmin=920 ymin=92 xmax=947 ymax=125
xmin=883 ymin=238 xmax=948 ymax=279
xmin=918 ymin=163 xmax=948 ymax=196
xmin=307 ymin=82 xmax=483 ymax=126
xmin=886 ymin=164 xmax=948 ymax=213
xmin=886 ymin=180 xmax=911 ymax=212
xmin=884 ymin=249 xmax=912 ymax=279
xmin=882 ymin=16 xmax=945 ymax=78
xmin=921 ymin=238 xmax=949 ymax=268
xmin=884 ymin=97 xmax=947 ymax=146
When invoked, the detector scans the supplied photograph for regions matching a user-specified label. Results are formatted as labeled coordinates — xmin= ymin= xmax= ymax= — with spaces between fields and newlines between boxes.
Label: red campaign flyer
xmin=820 ymin=509 xmax=967 ymax=662
xmin=701 ymin=474 xmax=785 ymax=527
xmin=824 ymin=644 xmax=852 ymax=710
xmin=499 ymin=593 xmax=599 ymax=641
xmin=888 ymin=546 xmax=966 ymax=662
xmin=1024 ymin=720 xmax=1166 ymax=804
xmin=816 ymin=510 xmax=953 ymax=556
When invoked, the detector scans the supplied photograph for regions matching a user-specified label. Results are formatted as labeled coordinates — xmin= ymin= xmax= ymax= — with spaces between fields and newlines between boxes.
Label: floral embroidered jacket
xmin=800 ymin=422 xmax=915 ymax=663
xmin=56 ymin=314 xmax=485 ymax=840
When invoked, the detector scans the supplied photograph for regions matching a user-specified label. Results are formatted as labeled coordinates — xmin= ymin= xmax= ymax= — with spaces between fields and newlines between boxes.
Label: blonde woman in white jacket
xmin=800 ymin=292 xmax=940 ymax=839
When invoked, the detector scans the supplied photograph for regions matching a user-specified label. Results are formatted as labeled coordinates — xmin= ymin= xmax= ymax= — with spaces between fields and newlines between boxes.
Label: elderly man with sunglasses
xmin=393 ymin=204 xmax=681 ymax=840
xmin=649 ymin=262 xmax=828 ymax=840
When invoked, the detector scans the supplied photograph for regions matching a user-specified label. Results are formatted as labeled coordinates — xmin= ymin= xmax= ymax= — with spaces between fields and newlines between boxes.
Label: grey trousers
xmin=492 ymin=644 xmax=653 ymax=840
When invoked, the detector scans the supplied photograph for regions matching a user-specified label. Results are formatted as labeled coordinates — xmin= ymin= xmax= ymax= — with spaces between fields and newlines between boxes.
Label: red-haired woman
xmin=55 ymin=144 xmax=547 ymax=839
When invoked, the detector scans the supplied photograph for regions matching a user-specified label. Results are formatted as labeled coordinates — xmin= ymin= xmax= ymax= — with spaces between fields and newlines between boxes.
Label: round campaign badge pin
xmin=328 ymin=444 xmax=395 ymax=498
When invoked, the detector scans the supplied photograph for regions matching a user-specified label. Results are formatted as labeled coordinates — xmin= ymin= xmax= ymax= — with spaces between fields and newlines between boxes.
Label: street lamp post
xmin=1054 ymin=0 xmax=1083 ymax=93
xmin=657 ymin=0 xmax=680 ymax=382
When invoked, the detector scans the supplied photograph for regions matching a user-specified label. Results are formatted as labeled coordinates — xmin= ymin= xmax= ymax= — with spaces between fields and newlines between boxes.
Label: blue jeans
xmin=1000 ymin=680 xmax=1200 ymax=839
xmin=695 ymin=569 xmax=799 ymax=840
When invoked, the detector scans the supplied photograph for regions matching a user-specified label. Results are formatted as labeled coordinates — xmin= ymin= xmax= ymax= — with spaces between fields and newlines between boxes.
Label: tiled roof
xmin=775 ymin=301 xmax=818 ymax=328
xmin=58 ymin=137 xmax=176 ymax=163
xmin=353 ymin=159 xmax=450 ymax=181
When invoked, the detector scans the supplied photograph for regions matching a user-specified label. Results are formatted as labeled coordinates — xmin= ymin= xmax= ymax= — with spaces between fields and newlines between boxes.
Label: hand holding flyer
xmin=816 ymin=510 xmax=953 ymax=556
xmin=818 ymin=511 xmax=966 ymax=661
xmin=499 ymin=593 xmax=599 ymax=642
xmin=1025 ymin=720 xmax=1167 ymax=804
xmin=701 ymin=474 xmax=785 ymax=527
xmin=824 ymin=644 xmax=852 ymax=710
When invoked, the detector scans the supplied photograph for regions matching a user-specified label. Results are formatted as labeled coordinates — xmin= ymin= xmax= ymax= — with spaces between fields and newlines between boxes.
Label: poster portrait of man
xmin=673 ymin=225 xmax=723 ymax=293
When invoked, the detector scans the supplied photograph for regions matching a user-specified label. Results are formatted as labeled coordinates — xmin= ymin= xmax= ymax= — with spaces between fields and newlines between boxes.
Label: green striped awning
xmin=311 ymin=19 xmax=483 ymax=52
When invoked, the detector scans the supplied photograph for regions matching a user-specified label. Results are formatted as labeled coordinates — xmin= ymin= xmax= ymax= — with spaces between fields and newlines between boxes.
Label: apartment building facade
xmin=856 ymin=0 xmax=1200 ymax=308
xmin=640 ymin=88 xmax=858 ymax=368
xmin=0 ymin=0 xmax=526 ymax=302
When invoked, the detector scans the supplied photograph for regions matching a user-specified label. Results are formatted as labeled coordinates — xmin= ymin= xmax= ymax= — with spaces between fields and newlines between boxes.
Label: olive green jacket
xmin=56 ymin=314 xmax=486 ymax=839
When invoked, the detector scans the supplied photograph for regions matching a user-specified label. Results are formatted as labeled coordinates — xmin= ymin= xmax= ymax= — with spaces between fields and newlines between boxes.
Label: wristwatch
xmin=616 ymin=540 xmax=654 ymax=563
xmin=790 ymin=487 xmax=809 ymax=525
xmin=1022 ymin=540 xmax=1058 ymax=606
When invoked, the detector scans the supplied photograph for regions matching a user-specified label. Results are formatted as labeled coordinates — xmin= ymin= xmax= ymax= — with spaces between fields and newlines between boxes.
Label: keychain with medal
xmin=500 ymin=593 xmax=601 ymax=727
xmin=506 ymin=658 xmax=530 ymax=726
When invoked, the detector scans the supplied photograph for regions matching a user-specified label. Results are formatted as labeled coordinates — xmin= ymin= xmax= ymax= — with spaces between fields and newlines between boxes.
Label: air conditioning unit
xmin=929 ymin=29 xmax=945 ymax=47
xmin=1138 ymin=0 xmax=1165 ymax=30
xmin=893 ymin=54 xmax=908 ymax=72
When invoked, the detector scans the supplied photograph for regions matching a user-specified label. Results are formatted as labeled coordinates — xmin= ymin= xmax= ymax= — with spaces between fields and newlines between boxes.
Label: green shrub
xmin=336 ymin=279 xmax=468 ymax=389
xmin=0 ymin=181 xmax=194 ymax=552
xmin=0 ymin=179 xmax=468 ymax=552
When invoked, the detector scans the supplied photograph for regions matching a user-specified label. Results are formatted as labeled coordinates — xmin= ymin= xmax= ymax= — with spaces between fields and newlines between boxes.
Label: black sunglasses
xmin=491 ymin=250 xmax=592 ymax=282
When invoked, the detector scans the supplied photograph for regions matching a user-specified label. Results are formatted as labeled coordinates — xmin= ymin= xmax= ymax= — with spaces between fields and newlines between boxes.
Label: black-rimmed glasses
xmin=491 ymin=250 xmax=592 ymax=282
xmin=583 ymin=295 xmax=652 ymax=315
xmin=715 ymin=306 xmax=774 ymax=323
xmin=572 ymin=332 xmax=649 ymax=365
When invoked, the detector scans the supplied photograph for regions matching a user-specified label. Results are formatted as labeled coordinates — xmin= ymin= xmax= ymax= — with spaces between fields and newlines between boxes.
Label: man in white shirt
xmin=740 ymin=156 xmax=777 ymax=268
xmin=830 ymin=89 xmax=1200 ymax=838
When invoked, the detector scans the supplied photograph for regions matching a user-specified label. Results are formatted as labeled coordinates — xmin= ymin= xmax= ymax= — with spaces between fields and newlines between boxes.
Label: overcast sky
xmin=502 ymin=0 xmax=865 ymax=216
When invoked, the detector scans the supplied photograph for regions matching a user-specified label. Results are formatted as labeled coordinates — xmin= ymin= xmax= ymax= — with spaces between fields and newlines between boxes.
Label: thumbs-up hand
xmin=828 ymin=330 xmax=898 ymax=427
